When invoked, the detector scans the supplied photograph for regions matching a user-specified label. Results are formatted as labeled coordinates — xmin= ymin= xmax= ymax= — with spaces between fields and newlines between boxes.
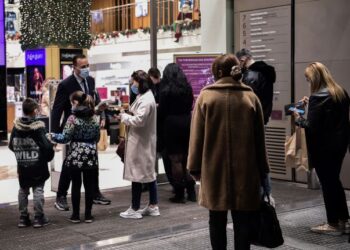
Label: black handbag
xmin=252 ymin=194 xmax=284 ymax=248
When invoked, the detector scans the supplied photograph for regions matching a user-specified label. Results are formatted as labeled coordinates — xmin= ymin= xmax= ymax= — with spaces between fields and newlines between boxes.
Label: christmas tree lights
xmin=19 ymin=0 xmax=92 ymax=50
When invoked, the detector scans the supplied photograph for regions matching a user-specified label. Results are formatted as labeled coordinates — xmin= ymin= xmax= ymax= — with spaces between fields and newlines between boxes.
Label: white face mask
xmin=79 ymin=67 xmax=90 ymax=79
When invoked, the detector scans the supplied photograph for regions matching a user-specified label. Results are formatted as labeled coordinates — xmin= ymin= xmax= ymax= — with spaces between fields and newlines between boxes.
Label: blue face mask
xmin=131 ymin=85 xmax=139 ymax=95
xmin=80 ymin=67 xmax=90 ymax=79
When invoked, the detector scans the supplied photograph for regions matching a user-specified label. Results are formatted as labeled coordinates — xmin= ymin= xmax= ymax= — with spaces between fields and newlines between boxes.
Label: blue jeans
xmin=18 ymin=183 xmax=45 ymax=218
xmin=131 ymin=181 xmax=158 ymax=210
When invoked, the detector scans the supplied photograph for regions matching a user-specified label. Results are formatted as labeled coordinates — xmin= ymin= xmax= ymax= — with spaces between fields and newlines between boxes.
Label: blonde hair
xmin=305 ymin=62 xmax=346 ymax=102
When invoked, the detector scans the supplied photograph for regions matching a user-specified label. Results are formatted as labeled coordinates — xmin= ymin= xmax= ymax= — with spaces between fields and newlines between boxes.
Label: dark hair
xmin=212 ymin=54 xmax=242 ymax=81
xmin=148 ymin=67 xmax=161 ymax=79
xmin=131 ymin=70 xmax=151 ymax=94
xmin=22 ymin=98 xmax=39 ymax=116
xmin=73 ymin=54 xmax=87 ymax=66
xmin=235 ymin=48 xmax=252 ymax=60
xmin=162 ymin=63 xmax=189 ymax=87
xmin=70 ymin=91 xmax=95 ymax=116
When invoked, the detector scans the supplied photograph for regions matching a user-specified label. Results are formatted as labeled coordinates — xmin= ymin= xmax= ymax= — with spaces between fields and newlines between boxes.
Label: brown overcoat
xmin=187 ymin=77 xmax=269 ymax=211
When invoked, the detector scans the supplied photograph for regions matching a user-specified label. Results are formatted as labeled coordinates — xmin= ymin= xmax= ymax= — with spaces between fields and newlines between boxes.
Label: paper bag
xmin=285 ymin=127 xmax=309 ymax=171
xmin=97 ymin=129 xmax=108 ymax=151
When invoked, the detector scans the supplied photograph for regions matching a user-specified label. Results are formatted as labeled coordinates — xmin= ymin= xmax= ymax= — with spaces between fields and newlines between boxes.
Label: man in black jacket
xmin=51 ymin=54 xmax=110 ymax=211
xmin=236 ymin=49 xmax=276 ymax=125
xmin=9 ymin=98 xmax=55 ymax=228
xmin=236 ymin=49 xmax=276 ymax=205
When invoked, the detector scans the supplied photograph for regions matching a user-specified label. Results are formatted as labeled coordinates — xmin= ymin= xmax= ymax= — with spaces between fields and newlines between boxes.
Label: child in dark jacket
xmin=9 ymin=98 xmax=54 ymax=228
xmin=51 ymin=91 xmax=100 ymax=223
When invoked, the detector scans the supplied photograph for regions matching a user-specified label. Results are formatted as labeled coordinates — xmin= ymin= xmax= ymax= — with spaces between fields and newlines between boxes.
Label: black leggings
xmin=71 ymin=168 xmax=96 ymax=218
xmin=313 ymin=151 xmax=349 ymax=224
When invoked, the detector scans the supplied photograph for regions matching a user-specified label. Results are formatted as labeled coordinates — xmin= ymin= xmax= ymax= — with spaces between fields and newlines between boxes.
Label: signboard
xmin=135 ymin=0 xmax=148 ymax=17
xmin=25 ymin=49 xmax=46 ymax=66
xmin=0 ymin=0 xmax=5 ymax=66
xmin=60 ymin=48 xmax=83 ymax=62
xmin=240 ymin=6 xmax=291 ymax=121
xmin=174 ymin=54 xmax=220 ymax=98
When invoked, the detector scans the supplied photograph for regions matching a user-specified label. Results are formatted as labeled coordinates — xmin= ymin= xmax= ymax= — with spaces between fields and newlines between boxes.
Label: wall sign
xmin=174 ymin=53 xmax=220 ymax=99
xmin=25 ymin=49 xmax=46 ymax=66
xmin=240 ymin=6 xmax=291 ymax=121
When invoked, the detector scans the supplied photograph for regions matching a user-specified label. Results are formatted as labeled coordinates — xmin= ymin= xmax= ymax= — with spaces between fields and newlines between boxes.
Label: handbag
xmin=116 ymin=137 xmax=125 ymax=162
xmin=252 ymin=194 xmax=284 ymax=248
xmin=97 ymin=129 xmax=108 ymax=151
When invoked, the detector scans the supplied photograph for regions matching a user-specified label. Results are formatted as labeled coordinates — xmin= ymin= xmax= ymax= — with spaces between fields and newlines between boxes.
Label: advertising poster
xmin=174 ymin=54 xmax=220 ymax=98
xmin=25 ymin=49 xmax=46 ymax=101
xmin=61 ymin=64 xmax=73 ymax=80
xmin=135 ymin=0 xmax=148 ymax=17
xmin=27 ymin=66 xmax=45 ymax=101
xmin=0 ymin=0 xmax=5 ymax=66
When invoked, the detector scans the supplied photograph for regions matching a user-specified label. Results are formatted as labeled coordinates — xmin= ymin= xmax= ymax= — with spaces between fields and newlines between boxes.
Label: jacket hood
xmin=72 ymin=106 xmax=94 ymax=118
xmin=14 ymin=117 xmax=45 ymax=131
xmin=249 ymin=61 xmax=276 ymax=84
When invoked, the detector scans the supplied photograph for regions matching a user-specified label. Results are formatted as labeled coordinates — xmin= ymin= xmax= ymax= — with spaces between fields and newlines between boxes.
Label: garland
xmin=92 ymin=22 xmax=201 ymax=45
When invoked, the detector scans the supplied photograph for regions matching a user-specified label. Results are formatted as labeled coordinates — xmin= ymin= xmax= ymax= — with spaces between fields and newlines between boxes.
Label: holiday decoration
xmin=19 ymin=0 xmax=92 ymax=50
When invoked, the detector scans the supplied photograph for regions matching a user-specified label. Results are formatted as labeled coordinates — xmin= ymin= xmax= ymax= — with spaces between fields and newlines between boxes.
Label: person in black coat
xmin=51 ymin=54 xmax=110 ymax=211
xmin=158 ymin=63 xmax=196 ymax=203
xmin=294 ymin=62 xmax=350 ymax=235
xmin=9 ymin=98 xmax=54 ymax=228
xmin=236 ymin=48 xmax=276 ymax=125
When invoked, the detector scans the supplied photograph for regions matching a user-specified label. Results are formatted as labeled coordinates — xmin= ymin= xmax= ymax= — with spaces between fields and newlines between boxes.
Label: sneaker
xmin=18 ymin=215 xmax=31 ymax=228
xmin=120 ymin=207 xmax=142 ymax=219
xmin=139 ymin=205 xmax=160 ymax=216
xmin=33 ymin=215 xmax=49 ymax=228
xmin=55 ymin=196 xmax=69 ymax=211
xmin=93 ymin=194 xmax=111 ymax=205
xmin=338 ymin=220 xmax=350 ymax=234
xmin=68 ymin=215 xmax=81 ymax=224
xmin=311 ymin=223 xmax=342 ymax=236
xmin=85 ymin=215 xmax=94 ymax=223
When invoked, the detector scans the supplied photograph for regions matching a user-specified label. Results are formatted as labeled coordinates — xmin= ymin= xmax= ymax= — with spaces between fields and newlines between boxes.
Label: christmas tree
xmin=20 ymin=0 xmax=92 ymax=50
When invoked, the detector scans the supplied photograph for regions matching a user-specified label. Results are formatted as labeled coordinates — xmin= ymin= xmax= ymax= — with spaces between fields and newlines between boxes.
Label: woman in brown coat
xmin=187 ymin=54 xmax=269 ymax=250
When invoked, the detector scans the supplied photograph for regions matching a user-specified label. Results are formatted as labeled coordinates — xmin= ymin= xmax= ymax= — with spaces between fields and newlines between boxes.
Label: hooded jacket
xmin=242 ymin=61 xmax=276 ymax=124
xmin=52 ymin=106 xmax=100 ymax=170
xmin=9 ymin=117 xmax=54 ymax=188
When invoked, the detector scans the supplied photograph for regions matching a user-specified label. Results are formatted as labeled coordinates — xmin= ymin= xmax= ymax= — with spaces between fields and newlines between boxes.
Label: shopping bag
xmin=252 ymin=195 xmax=284 ymax=248
xmin=285 ymin=127 xmax=309 ymax=171
xmin=116 ymin=137 xmax=125 ymax=162
xmin=97 ymin=129 xmax=108 ymax=151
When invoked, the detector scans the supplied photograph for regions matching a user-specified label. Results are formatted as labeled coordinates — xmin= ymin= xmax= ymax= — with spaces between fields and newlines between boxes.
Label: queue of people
xmin=7 ymin=52 xmax=350 ymax=249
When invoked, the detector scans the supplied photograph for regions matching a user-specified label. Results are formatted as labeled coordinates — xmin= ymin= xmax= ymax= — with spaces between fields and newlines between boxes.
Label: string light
xmin=19 ymin=0 xmax=92 ymax=50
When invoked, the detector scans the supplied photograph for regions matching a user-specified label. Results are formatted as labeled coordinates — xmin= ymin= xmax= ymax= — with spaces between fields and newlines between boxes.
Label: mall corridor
xmin=0 ymin=180 xmax=349 ymax=250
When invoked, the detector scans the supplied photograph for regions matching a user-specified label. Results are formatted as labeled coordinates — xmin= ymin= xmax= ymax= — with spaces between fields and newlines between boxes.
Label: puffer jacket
xmin=9 ymin=117 xmax=54 ymax=188
xmin=52 ymin=106 xmax=100 ymax=169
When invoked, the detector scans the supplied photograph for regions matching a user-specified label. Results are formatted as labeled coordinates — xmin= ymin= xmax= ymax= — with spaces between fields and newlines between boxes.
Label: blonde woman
xmin=294 ymin=62 xmax=350 ymax=235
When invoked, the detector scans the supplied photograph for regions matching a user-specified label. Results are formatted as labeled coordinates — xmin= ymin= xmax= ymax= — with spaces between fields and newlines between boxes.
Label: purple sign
xmin=175 ymin=55 xmax=219 ymax=98
xmin=0 ymin=0 xmax=5 ymax=66
xmin=25 ymin=49 xmax=46 ymax=66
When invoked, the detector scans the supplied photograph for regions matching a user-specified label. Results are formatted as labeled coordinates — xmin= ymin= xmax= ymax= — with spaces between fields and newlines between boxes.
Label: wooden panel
xmin=91 ymin=0 xmax=117 ymax=33
xmin=7 ymin=103 xmax=15 ymax=133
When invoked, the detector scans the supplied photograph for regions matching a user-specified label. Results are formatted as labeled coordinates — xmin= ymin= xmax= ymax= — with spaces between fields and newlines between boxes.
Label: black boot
xmin=186 ymin=180 xmax=197 ymax=202
xmin=169 ymin=187 xmax=185 ymax=203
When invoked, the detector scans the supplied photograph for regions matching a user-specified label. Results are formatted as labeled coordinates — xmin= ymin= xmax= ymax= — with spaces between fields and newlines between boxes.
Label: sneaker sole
xmin=93 ymin=201 xmax=111 ymax=205
xmin=68 ymin=219 xmax=81 ymax=223
xmin=18 ymin=224 xmax=31 ymax=228
xmin=119 ymin=214 xmax=142 ymax=219
xmin=311 ymin=229 xmax=342 ymax=236
xmin=33 ymin=223 xmax=49 ymax=228
xmin=85 ymin=219 xmax=93 ymax=223
xmin=55 ymin=202 xmax=69 ymax=211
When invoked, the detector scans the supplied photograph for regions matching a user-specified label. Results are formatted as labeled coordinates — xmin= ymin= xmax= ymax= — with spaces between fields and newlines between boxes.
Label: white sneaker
xmin=139 ymin=205 xmax=160 ymax=216
xmin=120 ymin=207 xmax=142 ymax=219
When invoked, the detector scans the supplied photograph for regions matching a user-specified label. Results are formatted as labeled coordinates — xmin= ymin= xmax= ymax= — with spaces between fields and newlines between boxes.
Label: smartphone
xmin=288 ymin=107 xmax=305 ymax=115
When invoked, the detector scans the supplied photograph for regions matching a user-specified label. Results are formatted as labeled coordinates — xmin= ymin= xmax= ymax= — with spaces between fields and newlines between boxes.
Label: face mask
xmin=79 ymin=67 xmax=90 ymax=79
xmin=131 ymin=85 xmax=139 ymax=95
